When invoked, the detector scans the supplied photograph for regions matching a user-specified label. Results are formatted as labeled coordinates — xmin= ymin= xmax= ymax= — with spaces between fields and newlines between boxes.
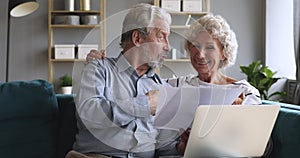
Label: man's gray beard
xmin=148 ymin=60 xmax=163 ymax=69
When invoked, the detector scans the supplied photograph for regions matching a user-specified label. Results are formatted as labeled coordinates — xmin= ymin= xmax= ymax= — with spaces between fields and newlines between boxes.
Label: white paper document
xmin=154 ymin=85 xmax=246 ymax=130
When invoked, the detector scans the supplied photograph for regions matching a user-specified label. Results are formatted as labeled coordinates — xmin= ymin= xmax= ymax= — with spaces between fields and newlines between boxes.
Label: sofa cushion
xmin=270 ymin=107 xmax=300 ymax=158
xmin=0 ymin=80 xmax=59 ymax=158
xmin=56 ymin=94 xmax=78 ymax=158
xmin=262 ymin=100 xmax=300 ymax=158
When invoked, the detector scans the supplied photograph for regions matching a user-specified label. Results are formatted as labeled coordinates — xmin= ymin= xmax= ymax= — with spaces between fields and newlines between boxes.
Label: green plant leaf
xmin=263 ymin=67 xmax=276 ymax=78
xmin=240 ymin=60 xmax=284 ymax=101
xmin=240 ymin=66 xmax=249 ymax=75
xmin=250 ymin=61 xmax=262 ymax=74
xmin=268 ymin=91 xmax=287 ymax=99
xmin=60 ymin=74 xmax=72 ymax=87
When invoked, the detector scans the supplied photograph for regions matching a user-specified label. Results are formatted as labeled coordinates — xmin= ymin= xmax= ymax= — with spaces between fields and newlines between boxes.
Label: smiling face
xmin=188 ymin=31 xmax=225 ymax=76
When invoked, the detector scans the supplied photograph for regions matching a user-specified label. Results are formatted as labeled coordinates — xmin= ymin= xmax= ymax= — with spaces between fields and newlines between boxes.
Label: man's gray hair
xmin=120 ymin=3 xmax=171 ymax=48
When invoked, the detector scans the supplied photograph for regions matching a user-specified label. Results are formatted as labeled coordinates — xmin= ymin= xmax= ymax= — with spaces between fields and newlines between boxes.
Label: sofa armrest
xmin=262 ymin=100 xmax=300 ymax=158
xmin=262 ymin=100 xmax=300 ymax=111
xmin=0 ymin=80 xmax=59 ymax=158
xmin=56 ymin=94 xmax=78 ymax=158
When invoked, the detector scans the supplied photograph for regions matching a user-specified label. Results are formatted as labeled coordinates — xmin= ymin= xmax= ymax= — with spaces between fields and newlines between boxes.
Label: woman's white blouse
xmin=165 ymin=74 xmax=262 ymax=105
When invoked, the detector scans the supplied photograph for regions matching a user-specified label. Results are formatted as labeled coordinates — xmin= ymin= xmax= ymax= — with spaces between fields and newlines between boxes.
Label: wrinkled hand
xmin=177 ymin=128 xmax=191 ymax=155
xmin=146 ymin=90 xmax=159 ymax=116
xmin=232 ymin=92 xmax=245 ymax=105
xmin=85 ymin=49 xmax=106 ymax=63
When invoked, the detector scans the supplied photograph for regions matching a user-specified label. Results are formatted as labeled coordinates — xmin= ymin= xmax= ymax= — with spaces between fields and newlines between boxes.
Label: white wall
xmin=0 ymin=0 xmax=8 ymax=82
xmin=105 ymin=0 xmax=265 ymax=80
xmin=265 ymin=0 xmax=295 ymax=100
xmin=0 ymin=0 xmax=49 ymax=82
xmin=1 ymin=0 xmax=285 ymax=86
xmin=266 ymin=0 xmax=295 ymax=79
xmin=211 ymin=0 xmax=264 ymax=80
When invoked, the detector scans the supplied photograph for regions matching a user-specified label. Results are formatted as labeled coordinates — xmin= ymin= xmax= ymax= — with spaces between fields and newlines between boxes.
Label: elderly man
xmin=67 ymin=3 xmax=187 ymax=158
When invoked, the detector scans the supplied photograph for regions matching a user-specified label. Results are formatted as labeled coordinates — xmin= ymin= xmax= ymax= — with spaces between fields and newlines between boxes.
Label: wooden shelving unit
xmin=153 ymin=0 xmax=210 ymax=14
xmin=48 ymin=0 xmax=106 ymax=84
xmin=152 ymin=0 xmax=210 ymax=63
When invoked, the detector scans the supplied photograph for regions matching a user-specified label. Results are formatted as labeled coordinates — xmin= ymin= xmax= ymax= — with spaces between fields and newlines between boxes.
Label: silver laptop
xmin=183 ymin=105 xmax=280 ymax=158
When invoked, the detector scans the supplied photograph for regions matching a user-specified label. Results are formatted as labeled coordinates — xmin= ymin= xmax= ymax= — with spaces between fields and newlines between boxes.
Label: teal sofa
xmin=262 ymin=100 xmax=300 ymax=158
xmin=0 ymin=80 xmax=299 ymax=158
xmin=0 ymin=80 xmax=76 ymax=158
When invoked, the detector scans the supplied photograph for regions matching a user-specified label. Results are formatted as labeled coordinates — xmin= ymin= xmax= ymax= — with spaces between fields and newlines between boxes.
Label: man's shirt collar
xmin=115 ymin=53 xmax=156 ymax=78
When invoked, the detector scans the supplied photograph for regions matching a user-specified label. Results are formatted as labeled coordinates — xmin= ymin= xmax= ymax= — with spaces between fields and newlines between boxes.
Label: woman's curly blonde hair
xmin=184 ymin=14 xmax=238 ymax=69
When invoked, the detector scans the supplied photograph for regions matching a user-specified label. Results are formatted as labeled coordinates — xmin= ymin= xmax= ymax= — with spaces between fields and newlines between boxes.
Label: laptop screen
xmin=183 ymin=105 xmax=280 ymax=158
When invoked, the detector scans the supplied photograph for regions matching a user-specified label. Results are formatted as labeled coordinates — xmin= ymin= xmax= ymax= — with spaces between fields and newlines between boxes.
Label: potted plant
xmin=240 ymin=60 xmax=286 ymax=100
xmin=59 ymin=74 xmax=73 ymax=94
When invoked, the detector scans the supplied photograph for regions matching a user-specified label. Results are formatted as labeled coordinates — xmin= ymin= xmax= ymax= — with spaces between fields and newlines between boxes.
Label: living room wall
xmin=0 ymin=0 xmax=264 ymax=84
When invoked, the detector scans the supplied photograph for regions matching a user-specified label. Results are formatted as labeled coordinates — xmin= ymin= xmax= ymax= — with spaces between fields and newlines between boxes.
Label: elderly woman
xmin=166 ymin=14 xmax=261 ymax=105
xmin=86 ymin=14 xmax=261 ymax=105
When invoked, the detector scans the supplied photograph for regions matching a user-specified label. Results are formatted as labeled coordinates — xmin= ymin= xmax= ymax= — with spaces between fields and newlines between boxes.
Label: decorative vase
xmin=65 ymin=0 xmax=74 ymax=11
xmin=80 ymin=0 xmax=91 ymax=11
xmin=61 ymin=86 xmax=72 ymax=94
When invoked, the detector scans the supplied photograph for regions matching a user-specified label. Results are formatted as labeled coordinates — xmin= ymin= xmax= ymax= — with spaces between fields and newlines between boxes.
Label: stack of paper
xmin=154 ymin=85 xmax=245 ymax=130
